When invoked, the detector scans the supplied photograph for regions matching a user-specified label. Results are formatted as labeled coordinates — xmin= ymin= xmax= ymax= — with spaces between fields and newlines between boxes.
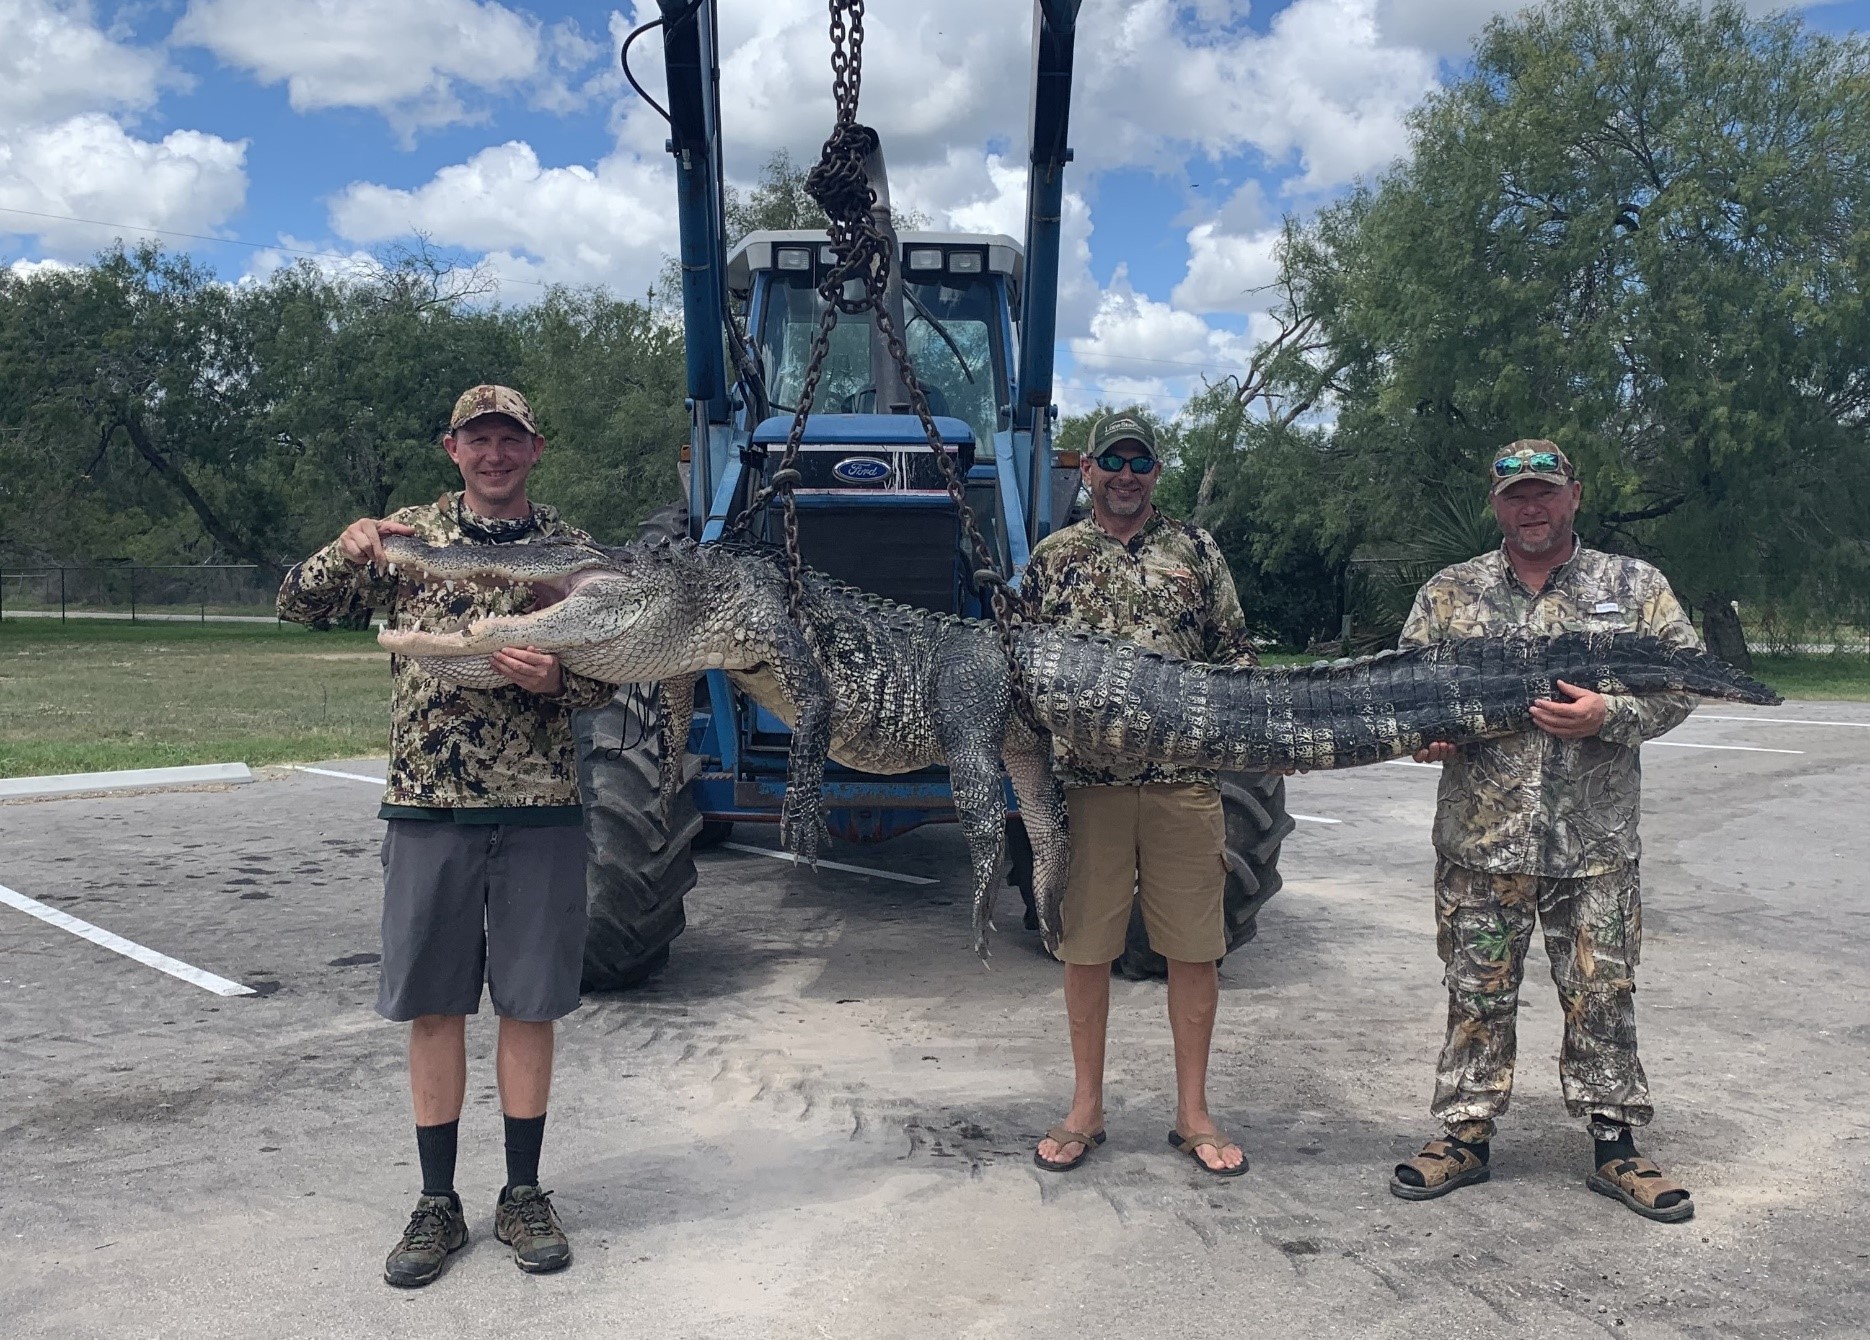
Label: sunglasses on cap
xmin=1492 ymin=451 xmax=1569 ymax=479
xmin=1092 ymin=450 xmax=1159 ymax=475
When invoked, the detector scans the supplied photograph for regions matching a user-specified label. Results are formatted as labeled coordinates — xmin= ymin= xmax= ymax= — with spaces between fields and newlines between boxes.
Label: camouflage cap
xmin=449 ymin=384 xmax=539 ymax=436
xmin=1087 ymin=411 xmax=1158 ymax=457
xmin=1490 ymin=439 xmax=1575 ymax=495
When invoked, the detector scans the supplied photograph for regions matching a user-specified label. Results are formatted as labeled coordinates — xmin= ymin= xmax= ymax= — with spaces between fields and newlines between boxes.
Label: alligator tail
xmin=1019 ymin=628 xmax=1780 ymax=773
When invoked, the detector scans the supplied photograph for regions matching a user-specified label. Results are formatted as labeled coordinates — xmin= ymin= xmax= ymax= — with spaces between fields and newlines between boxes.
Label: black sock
xmin=1394 ymin=1133 xmax=1488 ymax=1187
xmin=1592 ymin=1119 xmax=1639 ymax=1167
xmin=504 ymin=1113 xmax=547 ymax=1192
xmin=416 ymin=1120 xmax=459 ymax=1198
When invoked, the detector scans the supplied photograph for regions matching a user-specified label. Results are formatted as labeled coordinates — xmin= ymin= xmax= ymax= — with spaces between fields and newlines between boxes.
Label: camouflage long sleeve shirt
xmin=1399 ymin=540 xmax=1700 ymax=877
xmin=1022 ymin=511 xmax=1257 ymax=789
xmin=276 ymin=493 xmax=615 ymax=816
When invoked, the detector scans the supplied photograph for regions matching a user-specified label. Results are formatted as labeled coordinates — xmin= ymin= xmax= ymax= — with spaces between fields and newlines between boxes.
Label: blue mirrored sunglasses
xmin=1493 ymin=451 xmax=1566 ymax=479
xmin=1092 ymin=451 xmax=1158 ymax=475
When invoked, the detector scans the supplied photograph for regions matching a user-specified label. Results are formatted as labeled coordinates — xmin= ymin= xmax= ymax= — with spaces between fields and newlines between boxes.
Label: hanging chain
xmin=725 ymin=0 xmax=1030 ymax=709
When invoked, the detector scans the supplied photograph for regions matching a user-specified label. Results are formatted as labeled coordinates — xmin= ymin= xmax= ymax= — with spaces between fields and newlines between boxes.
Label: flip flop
xmin=1033 ymin=1125 xmax=1106 ymax=1172
xmin=1168 ymin=1129 xmax=1248 ymax=1177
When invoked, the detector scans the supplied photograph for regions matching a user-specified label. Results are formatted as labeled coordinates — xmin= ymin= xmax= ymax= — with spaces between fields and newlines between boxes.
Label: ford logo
xmin=831 ymin=456 xmax=891 ymax=484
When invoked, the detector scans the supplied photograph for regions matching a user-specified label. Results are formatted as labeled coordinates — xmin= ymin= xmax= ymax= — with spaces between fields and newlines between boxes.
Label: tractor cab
xmin=724 ymin=230 xmax=1027 ymax=613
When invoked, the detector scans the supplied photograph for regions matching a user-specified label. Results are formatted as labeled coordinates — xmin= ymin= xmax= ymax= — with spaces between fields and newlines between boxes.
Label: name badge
xmin=1592 ymin=601 xmax=1622 ymax=614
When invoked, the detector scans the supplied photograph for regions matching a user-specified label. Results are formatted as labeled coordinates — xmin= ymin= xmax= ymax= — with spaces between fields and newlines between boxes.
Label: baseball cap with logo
xmin=1087 ymin=412 xmax=1158 ymax=458
xmin=1489 ymin=439 xmax=1576 ymax=496
xmin=449 ymin=384 xmax=539 ymax=436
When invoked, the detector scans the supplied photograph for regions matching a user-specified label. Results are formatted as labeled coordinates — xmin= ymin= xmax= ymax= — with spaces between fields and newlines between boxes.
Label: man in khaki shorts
xmin=1020 ymin=412 xmax=1257 ymax=1178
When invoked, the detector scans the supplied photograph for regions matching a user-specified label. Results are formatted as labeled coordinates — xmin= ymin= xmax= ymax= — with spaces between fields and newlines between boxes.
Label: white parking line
xmin=0 ymin=883 xmax=256 ymax=997
xmin=1291 ymin=814 xmax=1342 ymax=825
xmin=721 ymin=842 xmax=939 ymax=885
xmin=1649 ymin=741 xmax=1803 ymax=755
xmin=1692 ymin=715 xmax=1870 ymax=729
xmin=287 ymin=765 xmax=387 ymax=785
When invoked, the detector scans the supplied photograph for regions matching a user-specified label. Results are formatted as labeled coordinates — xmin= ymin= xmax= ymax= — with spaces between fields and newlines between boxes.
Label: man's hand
xmin=1413 ymin=741 xmax=1457 ymax=764
xmin=491 ymin=646 xmax=564 ymax=696
xmin=1529 ymin=679 xmax=1608 ymax=740
xmin=337 ymin=517 xmax=418 ymax=566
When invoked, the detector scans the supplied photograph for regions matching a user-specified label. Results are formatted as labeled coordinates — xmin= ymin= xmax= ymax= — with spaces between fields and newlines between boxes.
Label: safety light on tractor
xmin=907 ymin=248 xmax=944 ymax=271
xmin=948 ymin=251 xmax=984 ymax=274
xmin=776 ymin=247 xmax=813 ymax=271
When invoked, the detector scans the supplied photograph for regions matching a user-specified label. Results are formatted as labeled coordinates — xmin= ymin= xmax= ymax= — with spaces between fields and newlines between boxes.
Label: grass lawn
xmin=0 ymin=618 xmax=390 ymax=778
xmin=1748 ymin=653 xmax=1870 ymax=702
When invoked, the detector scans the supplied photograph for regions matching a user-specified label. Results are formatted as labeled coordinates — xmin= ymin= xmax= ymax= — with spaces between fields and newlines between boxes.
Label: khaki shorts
xmin=1058 ymin=783 xmax=1227 ymax=965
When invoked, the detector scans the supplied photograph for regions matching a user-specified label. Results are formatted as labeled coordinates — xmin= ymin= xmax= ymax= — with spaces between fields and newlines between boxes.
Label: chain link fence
xmin=0 ymin=566 xmax=284 ymax=623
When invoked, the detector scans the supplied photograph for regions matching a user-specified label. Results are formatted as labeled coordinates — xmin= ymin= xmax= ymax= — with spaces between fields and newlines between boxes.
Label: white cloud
xmin=239 ymin=234 xmax=382 ymax=285
xmin=328 ymin=140 xmax=674 ymax=295
xmin=173 ymin=0 xmax=584 ymax=136
xmin=0 ymin=0 xmax=168 ymax=125
xmin=8 ymin=255 xmax=82 ymax=278
xmin=1069 ymin=263 xmax=1256 ymax=390
xmin=0 ymin=114 xmax=248 ymax=256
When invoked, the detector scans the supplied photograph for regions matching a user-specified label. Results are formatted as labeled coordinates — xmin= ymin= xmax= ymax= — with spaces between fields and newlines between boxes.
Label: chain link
xmin=724 ymin=0 xmax=1031 ymax=713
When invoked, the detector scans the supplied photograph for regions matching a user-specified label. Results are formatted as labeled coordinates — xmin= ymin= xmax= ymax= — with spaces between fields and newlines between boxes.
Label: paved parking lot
xmin=3 ymin=704 xmax=1867 ymax=1339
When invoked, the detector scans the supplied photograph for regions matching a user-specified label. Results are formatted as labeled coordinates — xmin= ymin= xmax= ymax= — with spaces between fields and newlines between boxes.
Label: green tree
xmin=248 ymin=246 xmax=520 ymax=555
xmin=0 ymin=244 xmax=292 ymax=573
xmin=516 ymin=286 xmax=688 ymax=541
xmin=1266 ymin=0 xmax=1870 ymax=666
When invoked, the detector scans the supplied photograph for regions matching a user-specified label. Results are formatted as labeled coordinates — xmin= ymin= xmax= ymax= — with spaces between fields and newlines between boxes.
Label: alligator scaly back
xmin=1016 ymin=625 xmax=1780 ymax=772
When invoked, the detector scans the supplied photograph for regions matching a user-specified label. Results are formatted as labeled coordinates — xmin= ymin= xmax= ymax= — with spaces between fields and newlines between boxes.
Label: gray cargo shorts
xmin=377 ymin=820 xmax=589 ymax=1023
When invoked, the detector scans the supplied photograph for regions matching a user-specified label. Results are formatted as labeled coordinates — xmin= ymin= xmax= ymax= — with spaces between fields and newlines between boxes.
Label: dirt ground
xmin=3 ymin=703 xmax=1867 ymax=1339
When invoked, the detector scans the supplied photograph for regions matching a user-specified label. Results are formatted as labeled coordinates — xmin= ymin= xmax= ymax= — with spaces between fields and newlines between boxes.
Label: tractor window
xmin=756 ymin=269 xmax=1008 ymax=453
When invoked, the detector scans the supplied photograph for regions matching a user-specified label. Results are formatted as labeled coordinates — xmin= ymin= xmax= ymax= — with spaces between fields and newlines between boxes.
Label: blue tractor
xmin=577 ymin=0 xmax=1292 ymax=989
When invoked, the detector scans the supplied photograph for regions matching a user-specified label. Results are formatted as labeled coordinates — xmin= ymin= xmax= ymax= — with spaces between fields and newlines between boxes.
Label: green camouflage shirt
xmin=1399 ymin=540 xmax=1700 ymax=877
xmin=276 ymin=493 xmax=615 ymax=812
xmin=1022 ymin=511 xmax=1257 ymax=789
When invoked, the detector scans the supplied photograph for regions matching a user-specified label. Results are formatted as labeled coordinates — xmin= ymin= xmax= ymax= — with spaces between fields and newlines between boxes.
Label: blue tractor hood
xmin=751 ymin=413 xmax=977 ymax=448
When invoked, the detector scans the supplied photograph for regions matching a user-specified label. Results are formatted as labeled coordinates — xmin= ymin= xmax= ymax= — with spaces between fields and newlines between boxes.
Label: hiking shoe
xmin=383 ymin=1192 xmax=468 ymax=1288
xmin=494 ymin=1185 xmax=571 ymax=1274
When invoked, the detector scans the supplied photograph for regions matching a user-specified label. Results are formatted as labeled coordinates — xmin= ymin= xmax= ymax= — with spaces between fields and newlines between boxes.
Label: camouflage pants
xmin=1432 ymin=857 xmax=1652 ymax=1144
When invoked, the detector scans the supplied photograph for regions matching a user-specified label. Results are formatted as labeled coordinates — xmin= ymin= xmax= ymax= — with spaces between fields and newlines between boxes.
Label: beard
xmin=1100 ymin=487 xmax=1147 ymax=517
xmin=1508 ymin=520 xmax=1567 ymax=556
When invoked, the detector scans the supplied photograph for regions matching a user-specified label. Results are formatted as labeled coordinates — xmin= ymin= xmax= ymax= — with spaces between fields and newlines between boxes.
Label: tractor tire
xmin=637 ymin=500 xmax=689 ymax=544
xmin=575 ymin=498 xmax=702 ymax=994
xmin=576 ymin=686 xmax=704 ymax=993
xmin=1114 ymin=771 xmax=1296 ymax=981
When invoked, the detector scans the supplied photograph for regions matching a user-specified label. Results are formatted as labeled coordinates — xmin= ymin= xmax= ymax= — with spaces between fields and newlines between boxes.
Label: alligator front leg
xmin=1002 ymin=715 xmax=1068 ymax=957
xmin=656 ymin=674 xmax=698 ymax=825
xmin=770 ymin=624 xmax=832 ymax=867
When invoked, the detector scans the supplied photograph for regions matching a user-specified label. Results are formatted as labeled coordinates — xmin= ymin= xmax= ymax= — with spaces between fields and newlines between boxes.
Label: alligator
xmin=373 ymin=533 xmax=1781 ymax=958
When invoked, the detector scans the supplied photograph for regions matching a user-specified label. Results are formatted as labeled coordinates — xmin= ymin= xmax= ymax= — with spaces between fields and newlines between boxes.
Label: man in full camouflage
xmin=1023 ymin=412 xmax=1256 ymax=1179
xmin=1390 ymin=440 xmax=1698 ymax=1223
xmin=278 ymin=385 xmax=614 ymax=1284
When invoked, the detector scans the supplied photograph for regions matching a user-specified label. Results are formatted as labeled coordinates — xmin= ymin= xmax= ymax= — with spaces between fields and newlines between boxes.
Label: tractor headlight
xmin=907 ymin=248 xmax=944 ymax=271
xmin=948 ymin=251 xmax=984 ymax=274
xmin=776 ymin=247 xmax=813 ymax=271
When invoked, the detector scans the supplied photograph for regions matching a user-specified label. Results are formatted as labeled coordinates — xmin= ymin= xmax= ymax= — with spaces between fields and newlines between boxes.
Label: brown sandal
xmin=1588 ymin=1156 xmax=1695 ymax=1223
xmin=1167 ymin=1129 xmax=1248 ymax=1178
xmin=1033 ymin=1125 xmax=1105 ymax=1173
xmin=1390 ymin=1137 xmax=1492 ymax=1200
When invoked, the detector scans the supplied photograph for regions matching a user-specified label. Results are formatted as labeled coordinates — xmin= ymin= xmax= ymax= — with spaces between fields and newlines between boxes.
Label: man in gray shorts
xmin=279 ymin=385 xmax=615 ymax=1287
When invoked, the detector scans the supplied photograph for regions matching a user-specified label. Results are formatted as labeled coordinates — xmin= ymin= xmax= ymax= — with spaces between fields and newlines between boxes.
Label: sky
xmin=3 ymin=0 xmax=1866 ymax=416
